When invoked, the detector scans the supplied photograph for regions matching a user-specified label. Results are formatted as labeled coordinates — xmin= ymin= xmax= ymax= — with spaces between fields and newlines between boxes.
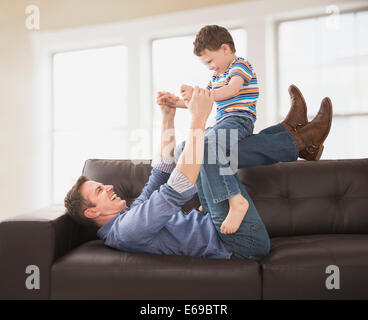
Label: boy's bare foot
xmin=220 ymin=193 xmax=249 ymax=234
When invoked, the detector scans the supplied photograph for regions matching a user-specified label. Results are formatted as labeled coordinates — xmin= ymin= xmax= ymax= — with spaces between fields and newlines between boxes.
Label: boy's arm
xmin=157 ymin=91 xmax=188 ymax=109
xmin=174 ymin=99 xmax=188 ymax=109
xmin=212 ymin=76 xmax=244 ymax=101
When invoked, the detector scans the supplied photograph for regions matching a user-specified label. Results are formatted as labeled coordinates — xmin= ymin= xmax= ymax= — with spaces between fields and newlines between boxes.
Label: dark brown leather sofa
xmin=1 ymin=158 xmax=368 ymax=300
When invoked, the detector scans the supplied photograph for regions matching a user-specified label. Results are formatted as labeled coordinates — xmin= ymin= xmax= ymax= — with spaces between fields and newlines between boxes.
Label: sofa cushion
xmin=51 ymin=240 xmax=261 ymax=300
xmin=262 ymin=234 xmax=368 ymax=299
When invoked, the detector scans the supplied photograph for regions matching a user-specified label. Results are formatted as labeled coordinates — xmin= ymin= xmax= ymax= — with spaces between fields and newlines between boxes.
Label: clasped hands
xmin=156 ymin=84 xmax=195 ymax=109
xmin=157 ymin=86 xmax=214 ymax=122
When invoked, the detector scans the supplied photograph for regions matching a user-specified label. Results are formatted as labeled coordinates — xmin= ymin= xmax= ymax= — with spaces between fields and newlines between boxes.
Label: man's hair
xmin=193 ymin=25 xmax=236 ymax=56
xmin=64 ymin=175 xmax=98 ymax=229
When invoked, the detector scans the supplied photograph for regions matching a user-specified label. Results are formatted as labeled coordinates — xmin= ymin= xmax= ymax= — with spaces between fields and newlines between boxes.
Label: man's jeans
xmin=174 ymin=123 xmax=298 ymax=261
xmin=175 ymin=122 xmax=299 ymax=205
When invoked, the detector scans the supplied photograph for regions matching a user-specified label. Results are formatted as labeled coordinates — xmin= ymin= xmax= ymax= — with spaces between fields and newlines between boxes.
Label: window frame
xmin=275 ymin=7 xmax=368 ymax=121
xmin=51 ymin=43 xmax=129 ymax=203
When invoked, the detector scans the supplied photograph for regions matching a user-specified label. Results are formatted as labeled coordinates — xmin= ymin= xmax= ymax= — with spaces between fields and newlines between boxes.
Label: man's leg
xmin=237 ymin=128 xmax=299 ymax=168
xmin=257 ymin=123 xmax=285 ymax=135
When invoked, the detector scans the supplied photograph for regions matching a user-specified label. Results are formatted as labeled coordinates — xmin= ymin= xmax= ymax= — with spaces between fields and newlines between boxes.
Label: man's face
xmin=80 ymin=180 xmax=127 ymax=220
xmin=198 ymin=46 xmax=232 ymax=74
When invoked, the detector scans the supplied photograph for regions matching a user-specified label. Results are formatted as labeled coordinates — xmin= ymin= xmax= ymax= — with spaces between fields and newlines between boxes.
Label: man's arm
xmin=130 ymin=95 xmax=177 ymax=208
xmin=106 ymin=88 xmax=214 ymax=246
xmin=172 ymin=87 xmax=214 ymax=185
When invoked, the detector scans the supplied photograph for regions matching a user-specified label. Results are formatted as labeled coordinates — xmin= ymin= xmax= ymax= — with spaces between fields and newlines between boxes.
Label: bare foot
xmin=220 ymin=194 xmax=249 ymax=234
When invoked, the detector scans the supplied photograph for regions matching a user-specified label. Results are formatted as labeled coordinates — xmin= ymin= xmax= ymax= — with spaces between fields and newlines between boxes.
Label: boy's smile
xmin=198 ymin=45 xmax=236 ymax=74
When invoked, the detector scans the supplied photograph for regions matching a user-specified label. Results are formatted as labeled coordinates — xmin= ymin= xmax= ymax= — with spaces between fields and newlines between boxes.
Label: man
xmin=64 ymin=85 xmax=333 ymax=261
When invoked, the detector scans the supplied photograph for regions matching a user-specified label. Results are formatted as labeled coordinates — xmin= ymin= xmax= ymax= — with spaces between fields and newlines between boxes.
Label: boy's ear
xmin=221 ymin=43 xmax=231 ymax=54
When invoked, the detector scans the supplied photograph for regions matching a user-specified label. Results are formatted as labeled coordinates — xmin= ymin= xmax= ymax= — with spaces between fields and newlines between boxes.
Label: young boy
xmin=159 ymin=25 xmax=259 ymax=235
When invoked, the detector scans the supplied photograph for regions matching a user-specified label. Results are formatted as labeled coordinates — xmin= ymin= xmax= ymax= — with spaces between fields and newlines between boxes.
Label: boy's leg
xmin=198 ymin=168 xmax=270 ymax=261
xmin=201 ymin=116 xmax=254 ymax=204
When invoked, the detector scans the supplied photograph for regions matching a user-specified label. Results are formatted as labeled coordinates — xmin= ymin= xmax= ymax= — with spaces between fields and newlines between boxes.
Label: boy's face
xmin=198 ymin=44 xmax=233 ymax=74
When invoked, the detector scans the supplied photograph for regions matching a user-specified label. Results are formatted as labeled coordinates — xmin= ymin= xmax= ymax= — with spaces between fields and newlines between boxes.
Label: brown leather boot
xmin=282 ymin=84 xmax=308 ymax=132
xmin=293 ymin=97 xmax=333 ymax=161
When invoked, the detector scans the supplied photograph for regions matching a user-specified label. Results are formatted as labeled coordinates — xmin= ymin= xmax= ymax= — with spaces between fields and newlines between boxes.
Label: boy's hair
xmin=64 ymin=175 xmax=98 ymax=229
xmin=193 ymin=25 xmax=236 ymax=56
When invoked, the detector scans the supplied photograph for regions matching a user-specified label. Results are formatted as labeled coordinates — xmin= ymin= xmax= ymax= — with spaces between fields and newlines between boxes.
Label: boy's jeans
xmin=197 ymin=168 xmax=270 ymax=261
xmin=174 ymin=122 xmax=298 ymax=261
xmin=201 ymin=116 xmax=254 ymax=204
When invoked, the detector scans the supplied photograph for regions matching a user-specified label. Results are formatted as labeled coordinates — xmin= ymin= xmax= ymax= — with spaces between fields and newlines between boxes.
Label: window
xmin=278 ymin=10 xmax=368 ymax=159
xmin=53 ymin=45 xmax=128 ymax=203
xmin=151 ymin=28 xmax=247 ymax=152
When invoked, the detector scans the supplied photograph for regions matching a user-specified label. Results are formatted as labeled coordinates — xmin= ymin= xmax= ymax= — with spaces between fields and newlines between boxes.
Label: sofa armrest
xmin=0 ymin=205 xmax=97 ymax=299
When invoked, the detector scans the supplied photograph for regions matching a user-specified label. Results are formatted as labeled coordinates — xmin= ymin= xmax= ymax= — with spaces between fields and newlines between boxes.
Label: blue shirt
xmin=97 ymin=166 xmax=232 ymax=259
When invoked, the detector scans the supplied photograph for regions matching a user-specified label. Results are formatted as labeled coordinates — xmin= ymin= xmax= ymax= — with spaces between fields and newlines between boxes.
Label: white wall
xmin=0 ymin=0 xmax=365 ymax=221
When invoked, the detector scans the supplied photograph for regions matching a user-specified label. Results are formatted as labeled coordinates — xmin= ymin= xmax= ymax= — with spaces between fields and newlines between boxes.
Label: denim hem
xmin=212 ymin=190 xmax=241 ymax=204
xmin=285 ymin=130 xmax=299 ymax=159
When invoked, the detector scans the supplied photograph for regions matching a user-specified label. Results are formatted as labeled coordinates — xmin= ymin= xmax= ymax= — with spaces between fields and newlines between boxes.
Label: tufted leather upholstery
xmin=1 ymin=158 xmax=367 ymax=299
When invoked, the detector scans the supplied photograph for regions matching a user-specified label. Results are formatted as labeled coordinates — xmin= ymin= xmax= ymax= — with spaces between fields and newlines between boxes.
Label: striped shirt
xmin=207 ymin=57 xmax=259 ymax=123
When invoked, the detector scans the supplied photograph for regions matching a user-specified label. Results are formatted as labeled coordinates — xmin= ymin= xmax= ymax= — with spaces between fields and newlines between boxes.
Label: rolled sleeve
xmin=152 ymin=157 xmax=176 ymax=173
xmin=167 ymin=168 xmax=197 ymax=194
xmin=229 ymin=60 xmax=253 ymax=84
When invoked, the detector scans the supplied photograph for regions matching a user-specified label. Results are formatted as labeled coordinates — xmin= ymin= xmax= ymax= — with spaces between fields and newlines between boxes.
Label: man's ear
xmin=84 ymin=207 xmax=99 ymax=219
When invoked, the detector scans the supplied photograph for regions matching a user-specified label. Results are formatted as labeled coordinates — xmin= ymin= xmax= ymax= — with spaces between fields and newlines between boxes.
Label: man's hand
xmin=156 ymin=91 xmax=177 ymax=118
xmin=187 ymin=86 xmax=214 ymax=125
xmin=180 ymin=84 xmax=194 ymax=104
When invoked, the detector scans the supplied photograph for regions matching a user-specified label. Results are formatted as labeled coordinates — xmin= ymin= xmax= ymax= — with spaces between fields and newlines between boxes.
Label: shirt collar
xmin=96 ymin=209 xmax=126 ymax=240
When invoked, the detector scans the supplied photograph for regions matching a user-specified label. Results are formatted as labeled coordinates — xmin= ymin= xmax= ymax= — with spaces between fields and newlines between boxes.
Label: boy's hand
xmin=180 ymin=84 xmax=194 ymax=104
xmin=157 ymin=91 xmax=179 ymax=108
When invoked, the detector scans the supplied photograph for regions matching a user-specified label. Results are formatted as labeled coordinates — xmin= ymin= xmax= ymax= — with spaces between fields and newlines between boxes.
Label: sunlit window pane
xmin=152 ymin=29 xmax=247 ymax=152
xmin=53 ymin=45 xmax=128 ymax=203
xmin=278 ymin=11 xmax=368 ymax=159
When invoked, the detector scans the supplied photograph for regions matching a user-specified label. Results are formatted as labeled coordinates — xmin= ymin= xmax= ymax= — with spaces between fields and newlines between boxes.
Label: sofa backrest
xmin=237 ymin=158 xmax=368 ymax=237
xmin=82 ymin=158 xmax=368 ymax=238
